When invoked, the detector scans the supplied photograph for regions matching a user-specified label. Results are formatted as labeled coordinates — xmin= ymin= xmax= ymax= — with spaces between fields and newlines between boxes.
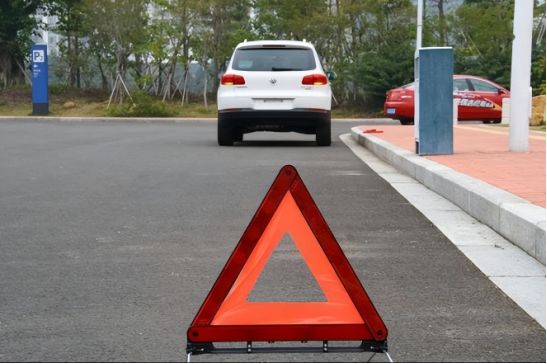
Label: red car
xmin=384 ymin=75 xmax=510 ymax=125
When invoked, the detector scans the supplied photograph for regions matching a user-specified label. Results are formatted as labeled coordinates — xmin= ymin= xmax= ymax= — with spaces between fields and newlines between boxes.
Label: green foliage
xmin=108 ymin=91 xmax=176 ymax=117
xmin=0 ymin=0 xmax=42 ymax=53
xmin=532 ymin=52 xmax=546 ymax=95
xmin=49 ymin=83 xmax=73 ymax=95
xmin=13 ymin=0 xmax=546 ymax=114
xmin=84 ymin=0 xmax=149 ymax=76
xmin=195 ymin=0 xmax=252 ymax=93
xmin=453 ymin=0 xmax=514 ymax=87
xmin=252 ymin=0 xmax=328 ymax=40
xmin=0 ymin=0 xmax=44 ymax=87
xmin=453 ymin=0 xmax=546 ymax=94
xmin=47 ymin=0 xmax=89 ymax=87
xmin=336 ymin=0 xmax=416 ymax=107
xmin=531 ymin=2 xmax=546 ymax=95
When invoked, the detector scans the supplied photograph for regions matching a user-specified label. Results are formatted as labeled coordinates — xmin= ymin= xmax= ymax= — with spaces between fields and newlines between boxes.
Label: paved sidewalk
xmin=352 ymin=124 xmax=546 ymax=266
xmin=362 ymin=124 xmax=546 ymax=207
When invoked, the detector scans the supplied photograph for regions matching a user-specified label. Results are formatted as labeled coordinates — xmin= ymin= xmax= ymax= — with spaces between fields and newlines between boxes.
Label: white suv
xmin=217 ymin=40 xmax=332 ymax=146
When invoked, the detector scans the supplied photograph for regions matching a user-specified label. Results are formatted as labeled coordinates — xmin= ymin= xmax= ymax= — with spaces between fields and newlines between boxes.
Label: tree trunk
xmin=68 ymin=35 xmax=78 ymax=87
xmin=134 ymin=54 xmax=144 ymax=90
xmin=157 ymin=62 xmax=164 ymax=97
xmin=114 ymin=49 xmax=129 ymax=103
xmin=435 ymin=0 xmax=448 ymax=46
xmin=164 ymin=59 xmax=178 ymax=100
xmin=0 ymin=51 xmax=12 ymax=88
xmin=439 ymin=0 xmax=448 ymax=46
xmin=437 ymin=0 xmax=448 ymax=46
xmin=0 ymin=48 xmax=25 ymax=88
xmin=75 ymin=36 xmax=81 ymax=88
xmin=203 ymin=68 xmax=208 ymax=109
xmin=181 ymin=62 xmax=189 ymax=106
xmin=96 ymin=53 xmax=108 ymax=91
xmin=211 ymin=5 xmax=224 ymax=98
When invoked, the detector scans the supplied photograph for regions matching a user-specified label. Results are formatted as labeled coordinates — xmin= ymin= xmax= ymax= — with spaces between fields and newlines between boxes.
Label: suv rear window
xmin=232 ymin=48 xmax=316 ymax=72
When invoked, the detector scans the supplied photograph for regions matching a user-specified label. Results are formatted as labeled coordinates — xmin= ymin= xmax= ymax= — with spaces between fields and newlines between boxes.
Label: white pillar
xmin=509 ymin=0 xmax=534 ymax=152
xmin=502 ymin=97 xmax=511 ymax=125
xmin=453 ymin=98 xmax=459 ymax=126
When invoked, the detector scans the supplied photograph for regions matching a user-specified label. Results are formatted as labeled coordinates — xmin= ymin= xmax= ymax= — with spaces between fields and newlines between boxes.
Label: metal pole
xmin=414 ymin=0 xmax=424 ymax=149
xmin=509 ymin=0 xmax=534 ymax=152
xmin=416 ymin=0 xmax=423 ymax=54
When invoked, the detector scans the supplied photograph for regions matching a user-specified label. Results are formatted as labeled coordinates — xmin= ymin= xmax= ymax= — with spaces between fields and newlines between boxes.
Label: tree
xmin=426 ymin=0 xmax=451 ymax=46
xmin=83 ymin=0 xmax=149 ymax=100
xmin=350 ymin=0 xmax=416 ymax=107
xmin=252 ymin=0 xmax=329 ymax=41
xmin=84 ymin=12 xmax=115 ymax=91
xmin=196 ymin=0 xmax=252 ymax=97
xmin=191 ymin=31 xmax=213 ymax=108
xmin=453 ymin=0 xmax=514 ymax=87
xmin=84 ymin=0 xmax=148 ymax=82
xmin=251 ymin=0 xmax=416 ymax=107
xmin=48 ymin=0 xmax=87 ymax=88
xmin=147 ymin=0 xmax=198 ymax=99
xmin=531 ymin=2 xmax=545 ymax=95
xmin=0 ymin=0 xmax=44 ymax=88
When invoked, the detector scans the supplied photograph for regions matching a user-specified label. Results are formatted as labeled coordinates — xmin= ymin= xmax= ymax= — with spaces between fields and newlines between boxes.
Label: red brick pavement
xmin=363 ymin=124 xmax=546 ymax=207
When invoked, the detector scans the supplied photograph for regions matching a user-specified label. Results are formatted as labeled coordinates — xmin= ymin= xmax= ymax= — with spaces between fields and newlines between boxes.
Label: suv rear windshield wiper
xmin=271 ymin=67 xmax=302 ymax=71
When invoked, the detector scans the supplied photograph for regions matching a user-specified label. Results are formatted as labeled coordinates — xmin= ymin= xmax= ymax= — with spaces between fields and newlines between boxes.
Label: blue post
xmin=416 ymin=47 xmax=453 ymax=155
xmin=31 ymin=44 xmax=49 ymax=115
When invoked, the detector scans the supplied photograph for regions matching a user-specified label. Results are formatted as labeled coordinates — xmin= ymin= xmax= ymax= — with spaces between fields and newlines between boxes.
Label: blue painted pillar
xmin=31 ymin=44 xmax=49 ymax=115
xmin=416 ymin=47 xmax=453 ymax=155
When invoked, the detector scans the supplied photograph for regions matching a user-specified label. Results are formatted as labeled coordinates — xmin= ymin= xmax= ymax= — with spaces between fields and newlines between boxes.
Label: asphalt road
xmin=0 ymin=119 xmax=544 ymax=362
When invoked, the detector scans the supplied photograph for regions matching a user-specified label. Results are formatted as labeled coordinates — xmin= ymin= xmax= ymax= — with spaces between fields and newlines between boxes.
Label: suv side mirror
xmin=326 ymin=70 xmax=336 ymax=81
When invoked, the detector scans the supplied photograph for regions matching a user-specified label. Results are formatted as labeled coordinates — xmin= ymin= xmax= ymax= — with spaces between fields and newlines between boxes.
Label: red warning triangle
xmin=187 ymin=165 xmax=387 ymax=344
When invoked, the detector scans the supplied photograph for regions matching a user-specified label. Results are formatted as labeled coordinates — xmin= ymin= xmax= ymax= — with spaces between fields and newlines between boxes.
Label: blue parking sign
xmin=31 ymin=44 xmax=48 ymax=115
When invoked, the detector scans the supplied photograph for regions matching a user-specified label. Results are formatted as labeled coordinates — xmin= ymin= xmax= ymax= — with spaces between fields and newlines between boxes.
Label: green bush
xmin=49 ymin=84 xmax=72 ymax=95
xmin=108 ymin=91 xmax=176 ymax=117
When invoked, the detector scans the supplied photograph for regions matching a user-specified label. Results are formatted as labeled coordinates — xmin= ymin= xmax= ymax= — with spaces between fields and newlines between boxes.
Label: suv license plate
xmin=387 ymin=108 xmax=396 ymax=114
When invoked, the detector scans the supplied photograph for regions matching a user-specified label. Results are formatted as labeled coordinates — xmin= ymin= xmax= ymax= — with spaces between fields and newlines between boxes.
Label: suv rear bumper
xmin=218 ymin=109 xmax=330 ymax=134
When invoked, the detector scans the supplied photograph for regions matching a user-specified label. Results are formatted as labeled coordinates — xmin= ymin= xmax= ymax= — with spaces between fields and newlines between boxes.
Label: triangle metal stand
xmin=186 ymin=340 xmax=393 ymax=362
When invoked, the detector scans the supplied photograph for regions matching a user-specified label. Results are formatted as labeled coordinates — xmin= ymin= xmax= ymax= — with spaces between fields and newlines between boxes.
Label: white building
xmin=32 ymin=12 xmax=61 ymax=56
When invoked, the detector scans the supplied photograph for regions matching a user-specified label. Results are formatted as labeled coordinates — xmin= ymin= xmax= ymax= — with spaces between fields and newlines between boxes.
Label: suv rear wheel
xmin=218 ymin=114 xmax=234 ymax=146
xmin=234 ymin=130 xmax=243 ymax=143
xmin=316 ymin=118 xmax=331 ymax=146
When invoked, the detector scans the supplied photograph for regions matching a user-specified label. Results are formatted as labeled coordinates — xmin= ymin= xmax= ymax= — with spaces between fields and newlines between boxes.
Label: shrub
xmin=49 ymin=84 xmax=72 ymax=95
xmin=107 ymin=91 xmax=176 ymax=117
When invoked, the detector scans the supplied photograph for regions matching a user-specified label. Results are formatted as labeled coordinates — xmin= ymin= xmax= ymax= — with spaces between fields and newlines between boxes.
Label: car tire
xmin=492 ymin=119 xmax=501 ymax=124
xmin=234 ymin=130 xmax=243 ymax=143
xmin=218 ymin=115 xmax=234 ymax=146
xmin=316 ymin=117 xmax=331 ymax=146
xmin=399 ymin=118 xmax=414 ymax=125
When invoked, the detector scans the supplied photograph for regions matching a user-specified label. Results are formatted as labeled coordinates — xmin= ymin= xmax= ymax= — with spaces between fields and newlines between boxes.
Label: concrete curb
xmin=0 ymin=116 xmax=388 ymax=123
xmin=351 ymin=126 xmax=546 ymax=265
xmin=0 ymin=115 xmax=218 ymax=123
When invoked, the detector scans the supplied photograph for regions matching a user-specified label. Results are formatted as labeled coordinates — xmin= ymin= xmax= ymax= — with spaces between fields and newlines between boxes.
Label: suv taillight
xmin=302 ymin=74 xmax=328 ymax=85
xmin=221 ymin=74 xmax=245 ymax=85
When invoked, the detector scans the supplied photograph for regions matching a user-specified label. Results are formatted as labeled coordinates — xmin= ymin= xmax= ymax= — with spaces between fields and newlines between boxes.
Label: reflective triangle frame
xmin=186 ymin=165 xmax=388 ymax=352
